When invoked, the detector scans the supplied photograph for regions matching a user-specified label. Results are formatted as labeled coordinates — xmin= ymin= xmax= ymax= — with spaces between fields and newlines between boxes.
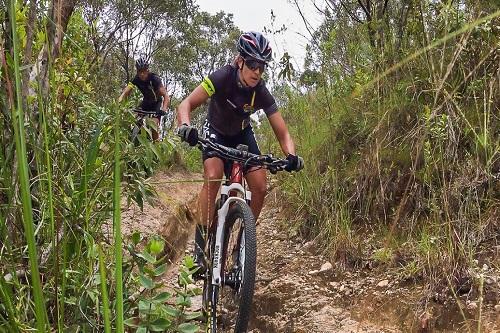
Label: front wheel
xmin=130 ymin=119 xmax=143 ymax=145
xmin=218 ymin=201 xmax=257 ymax=332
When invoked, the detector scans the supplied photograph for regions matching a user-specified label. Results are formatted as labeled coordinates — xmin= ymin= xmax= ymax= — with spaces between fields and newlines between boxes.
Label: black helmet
xmin=237 ymin=31 xmax=272 ymax=63
xmin=135 ymin=57 xmax=149 ymax=70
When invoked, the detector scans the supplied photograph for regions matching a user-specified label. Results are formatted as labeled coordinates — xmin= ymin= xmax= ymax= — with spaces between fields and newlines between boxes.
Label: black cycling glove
xmin=285 ymin=154 xmax=304 ymax=172
xmin=177 ymin=124 xmax=198 ymax=146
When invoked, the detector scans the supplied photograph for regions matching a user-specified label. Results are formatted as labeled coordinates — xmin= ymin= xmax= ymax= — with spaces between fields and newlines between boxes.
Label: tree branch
xmin=338 ymin=0 xmax=364 ymax=23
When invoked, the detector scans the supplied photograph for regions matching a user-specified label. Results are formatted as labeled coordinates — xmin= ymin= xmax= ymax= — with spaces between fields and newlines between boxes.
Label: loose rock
xmin=329 ymin=281 xmax=339 ymax=288
xmin=319 ymin=261 xmax=333 ymax=272
xmin=377 ymin=279 xmax=389 ymax=288
xmin=467 ymin=302 xmax=478 ymax=311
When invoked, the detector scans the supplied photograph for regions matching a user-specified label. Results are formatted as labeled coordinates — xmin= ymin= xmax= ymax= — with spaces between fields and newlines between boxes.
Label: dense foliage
xmin=0 ymin=0 xmax=498 ymax=330
xmin=0 ymin=0 xmax=238 ymax=331
xmin=269 ymin=0 xmax=499 ymax=289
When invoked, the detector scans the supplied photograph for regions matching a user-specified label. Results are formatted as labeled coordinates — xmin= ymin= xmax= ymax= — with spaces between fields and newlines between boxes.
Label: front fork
xmin=211 ymin=190 xmax=250 ymax=286
xmin=207 ymin=183 xmax=251 ymax=330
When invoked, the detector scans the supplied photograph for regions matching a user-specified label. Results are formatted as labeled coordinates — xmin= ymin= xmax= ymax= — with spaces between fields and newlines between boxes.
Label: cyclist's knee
xmin=204 ymin=170 xmax=222 ymax=183
xmin=250 ymin=181 xmax=266 ymax=197
xmin=203 ymin=161 xmax=223 ymax=183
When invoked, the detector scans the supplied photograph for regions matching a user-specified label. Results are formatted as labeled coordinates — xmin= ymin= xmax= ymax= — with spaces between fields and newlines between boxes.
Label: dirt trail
xmin=120 ymin=168 xmax=202 ymax=262
xmin=248 ymin=191 xmax=400 ymax=333
xmin=123 ymin=170 xmax=500 ymax=333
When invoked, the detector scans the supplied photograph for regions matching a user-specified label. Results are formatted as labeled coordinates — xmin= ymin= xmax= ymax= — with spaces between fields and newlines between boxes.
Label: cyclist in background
xmin=176 ymin=31 xmax=304 ymax=269
xmin=118 ymin=57 xmax=170 ymax=141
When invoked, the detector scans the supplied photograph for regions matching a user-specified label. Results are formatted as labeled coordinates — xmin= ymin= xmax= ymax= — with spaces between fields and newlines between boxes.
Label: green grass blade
xmin=98 ymin=244 xmax=112 ymax=333
xmin=0 ymin=276 xmax=20 ymax=332
xmin=113 ymin=104 xmax=124 ymax=333
xmin=79 ymin=125 xmax=102 ymax=227
xmin=8 ymin=0 xmax=48 ymax=330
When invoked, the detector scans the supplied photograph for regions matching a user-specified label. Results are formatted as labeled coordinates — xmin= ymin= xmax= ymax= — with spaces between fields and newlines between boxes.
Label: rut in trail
xmin=120 ymin=169 xmax=202 ymax=263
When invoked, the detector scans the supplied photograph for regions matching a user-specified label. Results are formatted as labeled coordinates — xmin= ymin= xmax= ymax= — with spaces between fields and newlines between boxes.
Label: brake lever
xmin=269 ymin=167 xmax=278 ymax=175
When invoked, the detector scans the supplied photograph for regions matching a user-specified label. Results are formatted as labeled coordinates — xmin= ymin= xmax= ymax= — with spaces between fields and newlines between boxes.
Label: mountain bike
xmin=195 ymin=136 xmax=291 ymax=332
xmin=129 ymin=108 xmax=168 ymax=143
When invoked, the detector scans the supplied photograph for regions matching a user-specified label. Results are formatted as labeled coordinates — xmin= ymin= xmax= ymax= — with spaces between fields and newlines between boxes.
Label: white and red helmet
xmin=237 ymin=31 xmax=272 ymax=63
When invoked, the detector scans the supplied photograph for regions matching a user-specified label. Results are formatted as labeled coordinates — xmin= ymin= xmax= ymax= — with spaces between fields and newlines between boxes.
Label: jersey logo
xmin=242 ymin=91 xmax=256 ymax=113
xmin=242 ymin=103 xmax=255 ymax=113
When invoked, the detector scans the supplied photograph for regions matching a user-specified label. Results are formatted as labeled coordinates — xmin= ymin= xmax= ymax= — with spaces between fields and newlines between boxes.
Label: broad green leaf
xmin=131 ymin=231 xmax=141 ymax=245
xmin=183 ymin=255 xmax=195 ymax=269
xmin=154 ymin=263 xmax=167 ymax=276
xmin=184 ymin=311 xmax=203 ymax=320
xmin=124 ymin=317 xmax=139 ymax=328
xmin=139 ymin=274 xmax=154 ymax=289
xmin=136 ymin=326 xmax=148 ymax=333
xmin=149 ymin=318 xmax=172 ymax=331
xmin=138 ymin=300 xmax=153 ymax=313
xmin=163 ymin=305 xmax=180 ymax=317
xmin=136 ymin=251 xmax=156 ymax=264
xmin=152 ymin=291 xmax=171 ymax=303
xmin=147 ymin=238 xmax=164 ymax=255
xmin=176 ymin=295 xmax=191 ymax=307
xmin=177 ymin=322 xmax=200 ymax=333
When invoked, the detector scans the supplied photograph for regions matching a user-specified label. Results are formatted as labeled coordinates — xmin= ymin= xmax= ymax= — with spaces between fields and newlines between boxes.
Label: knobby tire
xmin=203 ymin=200 xmax=256 ymax=332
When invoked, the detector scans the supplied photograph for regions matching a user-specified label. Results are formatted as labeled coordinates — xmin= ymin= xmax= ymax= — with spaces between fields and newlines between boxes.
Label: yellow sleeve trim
xmin=201 ymin=76 xmax=215 ymax=97
xmin=127 ymin=82 xmax=134 ymax=89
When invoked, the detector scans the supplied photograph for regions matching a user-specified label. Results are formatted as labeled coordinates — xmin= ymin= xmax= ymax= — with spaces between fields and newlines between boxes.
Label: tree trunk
xmin=395 ymin=0 xmax=412 ymax=59
xmin=28 ymin=0 xmax=78 ymax=99
xmin=21 ymin=0 xmax=38 ymax=108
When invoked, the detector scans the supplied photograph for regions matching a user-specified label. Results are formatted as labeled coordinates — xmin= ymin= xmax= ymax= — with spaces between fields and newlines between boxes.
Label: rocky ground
xmin=123 ymin=169 xmax=500 ymax=332
xmin=249 ymin=192 xmax=499 ymax=332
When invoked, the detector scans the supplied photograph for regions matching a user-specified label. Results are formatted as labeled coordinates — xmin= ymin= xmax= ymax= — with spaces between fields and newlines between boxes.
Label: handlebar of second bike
xmin=196 ymin=136 xmax=290 ymax=174
xmin=130 ymin=108 xmax=168 ymax=117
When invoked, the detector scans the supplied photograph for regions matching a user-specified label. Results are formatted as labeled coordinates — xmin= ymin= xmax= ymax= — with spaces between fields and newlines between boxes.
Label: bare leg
xmin=198 ymin=157 xmax=224 ymax=226
xmin=244 ymin=168 xmax=267 ymax=222
xmin=151 ymin=117 xmax=160 ymax=141
xmin=193 ymin=157 xmax=224 ymax=271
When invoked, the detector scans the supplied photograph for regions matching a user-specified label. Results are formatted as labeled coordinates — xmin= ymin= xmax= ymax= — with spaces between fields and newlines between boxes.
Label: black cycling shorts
xmin=201 ymin=120 xmax=261 ymax=163
xmin=139 ymin=100 xmax=162 ymax=119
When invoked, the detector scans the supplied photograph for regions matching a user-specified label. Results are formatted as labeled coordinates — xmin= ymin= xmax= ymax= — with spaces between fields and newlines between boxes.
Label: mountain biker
xmin=176 ymin=31 xmax=304 ymax=269
xmin=118 ymin=57 xmax=170 ymax=141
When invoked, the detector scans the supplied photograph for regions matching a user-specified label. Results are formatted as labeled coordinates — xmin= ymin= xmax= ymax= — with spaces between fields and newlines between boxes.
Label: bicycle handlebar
xmin=196 ymin=137 xmax=290 ymax=173
xmin=130 ymin=108 xmax=168 ymax=117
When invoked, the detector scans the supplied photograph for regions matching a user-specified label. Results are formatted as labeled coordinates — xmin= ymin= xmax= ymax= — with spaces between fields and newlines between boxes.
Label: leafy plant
xmin=124 ymin=232 xmax=202 ymax=333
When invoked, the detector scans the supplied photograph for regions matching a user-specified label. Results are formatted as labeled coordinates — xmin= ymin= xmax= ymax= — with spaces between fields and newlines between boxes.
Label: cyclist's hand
xmin=285 ymin=154 xmax=304 ymax=172
xmin=176 ymin=123 xmax=198 ymax=146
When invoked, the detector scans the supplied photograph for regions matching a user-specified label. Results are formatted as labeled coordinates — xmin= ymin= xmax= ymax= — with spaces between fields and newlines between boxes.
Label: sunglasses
xmin=244 ymin=59 xmax=267 ymax=73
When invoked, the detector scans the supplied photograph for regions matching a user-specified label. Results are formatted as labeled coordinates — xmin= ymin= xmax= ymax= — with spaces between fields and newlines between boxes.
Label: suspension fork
xmin=211 ymin=162 xmax=252 ymax=283
xmin=212 ymin=194 xmax=249 ymax=286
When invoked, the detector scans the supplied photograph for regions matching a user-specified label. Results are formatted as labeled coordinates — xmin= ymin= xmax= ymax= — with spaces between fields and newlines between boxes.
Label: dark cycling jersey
xmin=201 ymin=65 xmax=278 ymax=136
xmin=201 ymin=119 xmax=261 ymax=162
xmin=128 ymin=72 xmax=163 ymax=105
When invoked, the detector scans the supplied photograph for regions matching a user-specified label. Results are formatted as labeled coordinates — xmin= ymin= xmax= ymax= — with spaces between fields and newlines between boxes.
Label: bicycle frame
xmin=130 ymin=108 xmax=167 ymax=142
xmin=210 ymin=161 xmax=251 ymax=287
xmin=196 ymin=137 xmax=291 ymax=331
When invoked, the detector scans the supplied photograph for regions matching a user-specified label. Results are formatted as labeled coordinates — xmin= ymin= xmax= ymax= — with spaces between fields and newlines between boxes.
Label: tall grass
xmin=7 ymin=0 xmax=48 ymax=330
xmin=0 ymin=4 xmax=183 ymax=331
xmin=98 ymin=244 xmax=112 ymax=333
xmin=113 ymin=103 xmax=124 ymax=333
xmin=272 ymin=3 xmax=499 ymax=294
